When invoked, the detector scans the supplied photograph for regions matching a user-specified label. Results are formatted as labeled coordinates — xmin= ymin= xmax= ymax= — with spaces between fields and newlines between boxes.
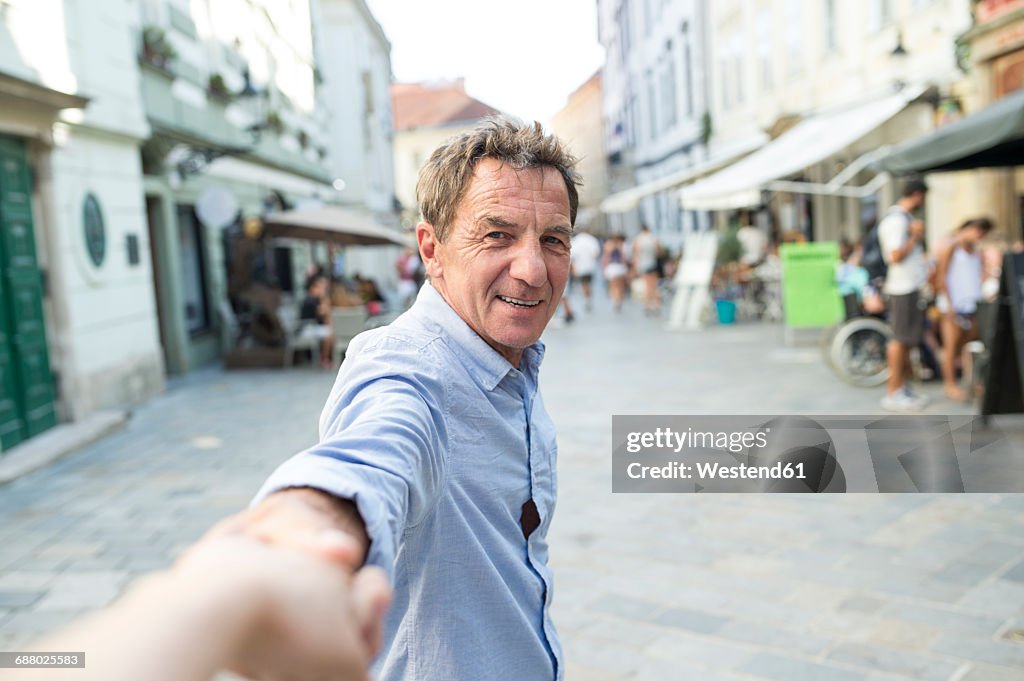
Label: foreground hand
xmin=206 ymin=488 xmax=369 ymax=569
xmin=174 ymin=535 xmax=390 ymax=681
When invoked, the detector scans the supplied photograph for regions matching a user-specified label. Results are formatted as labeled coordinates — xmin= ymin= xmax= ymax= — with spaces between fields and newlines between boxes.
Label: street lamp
xmin=890 ymin=30 xmax=909 ymax=91
xmin=237 ymin=67 xmax=270 ymax=144
xmin=890 ymin=31 xmax=908 ymax=58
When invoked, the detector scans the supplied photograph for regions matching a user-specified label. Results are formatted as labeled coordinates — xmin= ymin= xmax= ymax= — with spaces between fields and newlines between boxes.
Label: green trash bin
xmin=780 ymin=242 xmax=843 ymax=329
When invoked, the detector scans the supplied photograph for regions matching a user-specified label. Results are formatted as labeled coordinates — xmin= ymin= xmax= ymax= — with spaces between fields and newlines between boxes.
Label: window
xmin=720 ymin=56 xmax=731 ymax=110
xmin=869 ymin=0 xmax=892 ymax=31
xmin=618 ymin=0 xmax=632 ymax=60
xmin=663 ymin=41 xmax=677 ymax=130
xmin=646 ymin=70 xmax=658 ymax=139
xmin=627 ymin=91 xmax=639 ymax=149
xmin=756 ymin=8 xmax=772 ymax=90
xmin=719 ymin=31 xmax=744 ymax=108
xmin=734 ymin=43 xmax=744 ymax=105
xmin=785 ymin=0 xmax=803 ymax=76
xmin=682 ymin=24 xmax=694 ymax=116
xmin=176 ymin=205 xmax=211 ymax=335
xmin=824 ymin=0 xmax=838 ymax=53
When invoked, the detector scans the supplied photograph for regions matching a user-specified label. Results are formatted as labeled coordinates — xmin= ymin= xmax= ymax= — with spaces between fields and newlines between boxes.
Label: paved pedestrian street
xmin=1 ymin=301 xmax=1023 ymax=681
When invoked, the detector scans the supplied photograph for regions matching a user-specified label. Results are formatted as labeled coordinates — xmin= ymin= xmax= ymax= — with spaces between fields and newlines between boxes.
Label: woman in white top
xmin=934 ymin=217 xmax=993 ymax=401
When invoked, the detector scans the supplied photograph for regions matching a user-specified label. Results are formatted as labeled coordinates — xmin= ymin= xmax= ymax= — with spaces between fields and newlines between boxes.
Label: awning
xmin=878 ymin=88 xmax=1024 ymax=174
xmin=599 ymin=134 xmax=766 ymax=213
xmin=680 ymin=88 xmax=923 ymax=210
xmin=263 ymin=206 xmax=413 ymax=247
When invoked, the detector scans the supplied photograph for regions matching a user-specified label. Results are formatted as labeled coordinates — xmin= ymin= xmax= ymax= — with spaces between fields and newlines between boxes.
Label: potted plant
xmin=264 ymin=110 xmax=284 ymax=135
xmin=713 ymin=226 xmax=743 ymax=324
xmin=207 ymin=73 xmax=232 ymax=102
xmin=141 ymin=26 xmax=177 ymax=72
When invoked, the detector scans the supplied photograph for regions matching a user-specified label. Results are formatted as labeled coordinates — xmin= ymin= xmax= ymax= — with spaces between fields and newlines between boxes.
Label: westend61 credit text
xmin=612 ymin=415 xmax=1024 ymax=493
xmin=623 ymin=426 xmax=806 ymax=481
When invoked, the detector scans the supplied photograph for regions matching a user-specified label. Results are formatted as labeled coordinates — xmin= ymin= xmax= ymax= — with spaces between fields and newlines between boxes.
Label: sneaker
xmin=881 ymin=391 xmax=924 ymax=412
xmin=901 ymin=385 xmax=930 ymax=407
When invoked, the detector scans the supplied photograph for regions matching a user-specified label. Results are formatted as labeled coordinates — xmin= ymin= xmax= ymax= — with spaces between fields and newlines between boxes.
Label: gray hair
xmin=416 ymin=116 xmax=582 ymax=243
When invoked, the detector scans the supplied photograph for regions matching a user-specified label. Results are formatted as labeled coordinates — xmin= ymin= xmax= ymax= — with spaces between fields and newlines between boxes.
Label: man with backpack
xmin=877 ymin=178 xmax=930 ymax=411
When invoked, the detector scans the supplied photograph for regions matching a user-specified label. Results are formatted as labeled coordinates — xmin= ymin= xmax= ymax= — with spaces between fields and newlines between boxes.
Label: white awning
xmin=599 ymin=134 xmax=766 ymax=214
xmin=680 ymin=88 xmax=924 ymax=211
xmin=263 ymin=206 xmax=413 ymax=247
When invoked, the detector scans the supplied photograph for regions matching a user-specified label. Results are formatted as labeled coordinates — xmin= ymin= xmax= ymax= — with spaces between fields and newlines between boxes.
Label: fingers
xmin=252 ymin=527 xmax=362 ymax=568
xmin=351 ymin=567 xmax=392 ymax=658
xmin=209 ymin=495 xmax=363 ymax=570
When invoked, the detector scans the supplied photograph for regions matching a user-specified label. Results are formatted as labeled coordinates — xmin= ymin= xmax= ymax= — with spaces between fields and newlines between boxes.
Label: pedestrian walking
xmin=570 ymin=228 xmax=602 ymax=312
xmin=879 ymin=178 xmax=929 ymax=411
xmin=603 ymin=233 xmax=629 ymax=312
xmin=633 ymin=224 xmax=661 ymax=315
xmin=934 ymin=217 xmax=993 ymax=401
xmin=214 ymin=117 xmax=580 ymax=681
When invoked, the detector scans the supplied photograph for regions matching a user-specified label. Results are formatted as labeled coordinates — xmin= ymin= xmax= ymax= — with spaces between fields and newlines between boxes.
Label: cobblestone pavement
xmin=1 ymin=295 xmax=1023 ymax=681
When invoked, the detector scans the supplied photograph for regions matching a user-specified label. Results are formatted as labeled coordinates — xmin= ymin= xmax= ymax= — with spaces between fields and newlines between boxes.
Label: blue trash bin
xmin=715 ymin=299 xmax=737 ymax=325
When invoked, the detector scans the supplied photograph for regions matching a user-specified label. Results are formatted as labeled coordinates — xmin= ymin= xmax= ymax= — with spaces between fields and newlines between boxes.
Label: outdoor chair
xmin=277 ymin=304 xmax=320 ymax=368
xmin=331 ymin=307 xmax=369 ymax=366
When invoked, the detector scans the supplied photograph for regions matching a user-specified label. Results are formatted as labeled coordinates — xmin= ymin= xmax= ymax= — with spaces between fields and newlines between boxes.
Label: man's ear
xmin=417 ymin=221 xmax=444 ymax=280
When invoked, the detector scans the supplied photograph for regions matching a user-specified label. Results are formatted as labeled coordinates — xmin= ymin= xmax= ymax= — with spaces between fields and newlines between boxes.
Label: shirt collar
xmin=411 ymin=283 xmax=546 ymax=392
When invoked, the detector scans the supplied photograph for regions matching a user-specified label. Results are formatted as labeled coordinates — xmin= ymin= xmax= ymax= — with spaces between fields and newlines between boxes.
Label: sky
xmin=364 ymin=0 xmax=606 ymax=124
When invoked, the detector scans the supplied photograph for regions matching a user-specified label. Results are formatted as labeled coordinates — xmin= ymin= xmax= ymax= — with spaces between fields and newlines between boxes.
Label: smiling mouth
xmin=497 ymin=295 xmax=541 ymax=308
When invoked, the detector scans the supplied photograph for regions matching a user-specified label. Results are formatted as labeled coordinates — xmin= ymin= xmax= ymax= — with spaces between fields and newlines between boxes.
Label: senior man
xmin=227 ymin=117 xmax=579 ymax=680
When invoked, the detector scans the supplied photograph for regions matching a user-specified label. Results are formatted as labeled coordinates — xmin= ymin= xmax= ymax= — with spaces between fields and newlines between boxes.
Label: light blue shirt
xmin=255 ymin=283 xmax=562 ymax=681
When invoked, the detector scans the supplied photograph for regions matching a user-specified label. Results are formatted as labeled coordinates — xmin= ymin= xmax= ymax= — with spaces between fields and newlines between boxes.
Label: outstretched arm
xmin=9 ymin=534 xmax=389 ymax=681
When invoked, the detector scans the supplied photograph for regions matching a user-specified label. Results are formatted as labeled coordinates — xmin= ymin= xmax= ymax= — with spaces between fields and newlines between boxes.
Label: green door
xmin=0 ymin=136 xmax=57 ymax=450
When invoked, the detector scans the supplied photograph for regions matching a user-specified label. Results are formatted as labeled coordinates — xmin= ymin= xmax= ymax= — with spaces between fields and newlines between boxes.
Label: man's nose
xmin=509 ymin=241 xmax=547 ymax=289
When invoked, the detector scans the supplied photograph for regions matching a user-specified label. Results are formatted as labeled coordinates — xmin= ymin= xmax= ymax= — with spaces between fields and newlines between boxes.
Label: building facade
xmin=313 ymin=0 xmax=400 ymax=289
xmin=137 ymin=0 xmax=342 ymax=375
xmin=390 ymin=79 xmax=500 ymax=226
xmin=0 ymin=0 xmax=161 ymax=449
xmin=954 ymin=0 xmax=1024 ymax=239
xmin=550 ymin=71 xmax=610 ymax=236
xmin=699 ymin=0 xmax=973 ymax=243
xmin=597 ymin=0 xmax=710 ymax=252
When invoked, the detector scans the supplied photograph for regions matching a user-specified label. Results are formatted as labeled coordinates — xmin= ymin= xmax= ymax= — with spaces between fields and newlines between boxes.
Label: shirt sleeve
xmin=252 ymin=336 xmax=448 ymax=577
xmin=877 ymin=214 xmax=906 ymax=263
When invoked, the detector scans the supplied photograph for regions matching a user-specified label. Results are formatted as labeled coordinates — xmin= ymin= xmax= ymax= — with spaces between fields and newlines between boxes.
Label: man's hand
xmin=174 ymin=535 xmax=390 ymax=681
xmin=206 ymin=487 xmax=371 ymax=570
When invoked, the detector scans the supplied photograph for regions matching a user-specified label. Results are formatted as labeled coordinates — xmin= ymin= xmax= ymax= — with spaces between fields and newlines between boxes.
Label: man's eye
xmin=544 ymin=236 xmax=568 ymax=247
xmin=486 ymin=231 xmax=506 ymax=240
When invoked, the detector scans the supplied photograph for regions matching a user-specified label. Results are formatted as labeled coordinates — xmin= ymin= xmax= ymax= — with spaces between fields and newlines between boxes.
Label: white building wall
xmin=317 ymin=0 xmax=395 ymax=213
xmin=0 ymin=0 xmax=162 ymax=419
xmin=314 ymin=0 xmax=399 ymax=293
xmin=702 ymin=0 xmax=973 ymax=243
xmin=708 ymin=0 xmax=972 ymax=153
xmin=598 ymin=0 xmax=708 ymax=252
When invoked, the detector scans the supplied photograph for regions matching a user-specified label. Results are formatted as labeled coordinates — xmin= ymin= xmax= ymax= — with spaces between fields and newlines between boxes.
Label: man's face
xmin=419 ymin=158 xmax=572 ymax=366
